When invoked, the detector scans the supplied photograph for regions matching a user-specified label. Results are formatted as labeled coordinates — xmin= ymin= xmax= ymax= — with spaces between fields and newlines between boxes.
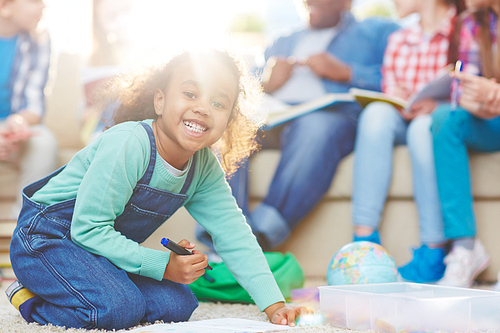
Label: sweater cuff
xmin=246 ymin=274 xmax=285 ymax=312
xmin=141 ymin=247 xmax=170 ymax=281
xmin=349 ymin=63 xmax=369 ymax=89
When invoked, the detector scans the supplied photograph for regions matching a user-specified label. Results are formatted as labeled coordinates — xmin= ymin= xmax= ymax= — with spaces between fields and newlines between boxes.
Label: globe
xmin=327 ymin=241 xmax=398 ymax=285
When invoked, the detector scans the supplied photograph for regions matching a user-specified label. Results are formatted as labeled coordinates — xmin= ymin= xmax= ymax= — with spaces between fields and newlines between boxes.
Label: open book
xmin=259 ymin=93 xmax=355 ymax=130
xmin=349 ymin=64 xmax=454 ymax=110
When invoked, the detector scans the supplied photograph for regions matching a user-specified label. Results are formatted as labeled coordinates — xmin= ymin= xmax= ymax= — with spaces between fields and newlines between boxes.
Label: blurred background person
xmin=351 ymin=0 xmax=465 ymax=283
xmin=0 ymin=0 xmax=58 ymax=219
xmin=431 ymin=0 xmax=500 ymax=288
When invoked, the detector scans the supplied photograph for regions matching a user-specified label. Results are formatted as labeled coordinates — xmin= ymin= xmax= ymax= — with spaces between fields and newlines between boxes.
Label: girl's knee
xmin=159 ymin=285 xmax=198 ymax=323
xmin=95 ymin=289 xmax=146 ymax=329
xmin=431 ymin=105 xmax=470 ymax=136
xmin=407 ymin=115 xmax=432 ymax=146
xmin=174 ymin=291 xmax=198 ymax=322
xmin=358 ymin=102 xmax=400 ymax=132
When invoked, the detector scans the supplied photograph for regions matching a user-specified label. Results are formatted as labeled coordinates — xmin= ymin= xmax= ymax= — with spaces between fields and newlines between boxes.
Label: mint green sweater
xmin=31 ymin=119 xmax=284 ymax=311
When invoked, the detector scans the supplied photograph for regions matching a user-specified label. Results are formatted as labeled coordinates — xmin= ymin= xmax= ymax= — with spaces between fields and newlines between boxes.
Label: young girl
xmin=7 ymin=50 xmax=309 ymax=329
xmin=432 ymin=0 xmax=500 ymax=287
xmin=351 ymin=0 xmax=465 ymax=283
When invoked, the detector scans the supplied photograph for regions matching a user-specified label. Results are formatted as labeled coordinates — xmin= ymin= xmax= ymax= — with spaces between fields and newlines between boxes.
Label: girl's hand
xmin=5 ymin=113 xmax=32 ymax=143
xmin=264 ymin=302 xmax=312 ymax=327
xmin=163 ymin=239 xmax=209 ymax=284
xmin=485 ymin=80 xmax=500 ymax=111
xmin=0 ymin=120 xmax=25 ymax=160
xmin=391 ymin=86 xmax=411 ymax=100
xmin=455 ymin=72 xmax=500 ymax=118
xmin=0 ymin=131 xmax=12 ymax=160
xmin=400 ymin=99 xmax=438 ymax=121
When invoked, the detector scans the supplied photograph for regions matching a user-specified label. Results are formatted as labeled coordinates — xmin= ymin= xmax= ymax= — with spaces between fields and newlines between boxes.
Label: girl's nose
xmin=192 ymin=101 xmax=210 ymax=116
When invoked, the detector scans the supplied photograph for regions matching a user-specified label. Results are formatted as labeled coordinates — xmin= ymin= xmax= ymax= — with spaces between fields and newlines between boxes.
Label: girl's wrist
xmin=264 ymin=301 xmax=285 ymax=321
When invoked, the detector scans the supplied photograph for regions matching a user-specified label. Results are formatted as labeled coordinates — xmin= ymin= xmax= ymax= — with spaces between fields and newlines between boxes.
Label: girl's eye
xmin=184 ymin=92 xmax=196 ymax=99
xmin=212 ymin=101 xmax=226 ymax=109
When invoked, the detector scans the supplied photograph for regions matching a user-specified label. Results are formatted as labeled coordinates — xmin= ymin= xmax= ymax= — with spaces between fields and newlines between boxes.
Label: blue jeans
xmin=431 ymin=105 xmax=500 ymax=239
xmin=227 ymin=110 xmax=357 ymax=249
xmin=10 ymin=197 xmax=198 ymax=330
xmin=352 ymin=102 xmax=445 ymax=244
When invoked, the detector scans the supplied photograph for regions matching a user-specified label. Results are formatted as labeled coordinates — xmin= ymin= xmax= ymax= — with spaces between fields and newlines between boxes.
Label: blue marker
xmin=161 ymin=238 xmax=213 ymax=271
xmin=451 ymin=60 xmax=463 ymax=111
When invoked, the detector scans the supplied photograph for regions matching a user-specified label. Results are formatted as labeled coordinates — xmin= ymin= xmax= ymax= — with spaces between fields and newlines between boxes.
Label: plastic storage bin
xmin=319 ymin=282 xmax=500 ymax=332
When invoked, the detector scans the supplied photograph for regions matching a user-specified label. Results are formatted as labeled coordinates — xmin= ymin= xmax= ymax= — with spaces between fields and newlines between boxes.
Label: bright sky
xmin=41 ymin=0 xmax=395 ymax=66
xmin=42 ymin=0 xmax=273 ymax=59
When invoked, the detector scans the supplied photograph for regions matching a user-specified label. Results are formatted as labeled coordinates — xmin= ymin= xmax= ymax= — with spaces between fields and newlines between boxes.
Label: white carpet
xmin=0 ymin=279 xmax=355 ymax=333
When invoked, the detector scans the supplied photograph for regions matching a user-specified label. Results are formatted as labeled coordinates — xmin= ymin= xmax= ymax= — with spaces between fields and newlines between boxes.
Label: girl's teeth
xmin=184 ymin=121 xmax=207 ymax=133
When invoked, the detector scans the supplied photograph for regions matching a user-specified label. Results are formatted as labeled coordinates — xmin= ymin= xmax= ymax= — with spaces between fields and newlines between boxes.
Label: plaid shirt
xmin=382 ymin=8 xmax=456 ymax=98
xmin=8 ymin=30 xmax=51 ymax=118
xmin=458 ymin=10 xmax=498 ymax=75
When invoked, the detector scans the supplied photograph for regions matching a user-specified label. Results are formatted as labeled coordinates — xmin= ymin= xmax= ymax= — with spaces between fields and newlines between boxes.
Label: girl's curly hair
xmin=97 ymin=49 xmax=263 ymax=176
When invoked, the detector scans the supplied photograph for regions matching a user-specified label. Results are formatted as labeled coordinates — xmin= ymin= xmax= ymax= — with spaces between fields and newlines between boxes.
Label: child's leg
xmin=431 ymin=106 xmax=500 ymax=239
xmin=431 ymin=105 xmax=500 ymax=287
xmin=351 ymin=102 xmax=407 ymax=241
xmin=400 ymin=114 xmax=446 ymax=283
xmin=406 ymin=114 xmax=446 ymax=246
xmin=10 ymin=205 xmax=145 ymax=329
xmin=127 ymin=273 xmax=198 ymax=324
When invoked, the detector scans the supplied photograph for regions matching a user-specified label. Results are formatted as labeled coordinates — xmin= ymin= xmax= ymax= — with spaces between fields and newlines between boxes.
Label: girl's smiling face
xmin=153 ymin=59 xmax=239 ymax=168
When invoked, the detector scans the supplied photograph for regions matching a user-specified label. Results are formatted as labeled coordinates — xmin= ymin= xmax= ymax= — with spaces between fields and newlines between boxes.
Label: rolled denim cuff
xmin=251 ymin=203 xmax=290 ymax=248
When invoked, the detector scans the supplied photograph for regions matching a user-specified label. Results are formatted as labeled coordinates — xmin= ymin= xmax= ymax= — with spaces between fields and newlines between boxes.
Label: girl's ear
xmin=153 ymin=88 xmax=165 ymax=116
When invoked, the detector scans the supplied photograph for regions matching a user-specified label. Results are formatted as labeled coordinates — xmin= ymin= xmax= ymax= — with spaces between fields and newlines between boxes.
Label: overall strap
xmin=179 ymin=152 xmax=197 ymax=195
xmin=137 ymin=122 xmax=157 ymax=185
xmin=138 ymin=121 xmax=197 ymax=193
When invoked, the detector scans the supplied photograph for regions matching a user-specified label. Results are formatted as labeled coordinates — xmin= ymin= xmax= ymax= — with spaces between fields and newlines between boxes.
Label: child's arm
xmin=185 ymin=150 xmax=285 ymax=311
xmin=185 ymin=149 xmax=315 ymax=321
xmin=347 ymin=20 xmax=400 ymax=91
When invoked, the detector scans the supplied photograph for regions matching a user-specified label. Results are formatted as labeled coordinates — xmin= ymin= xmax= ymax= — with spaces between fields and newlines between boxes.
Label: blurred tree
xmin=228 ymin=13 xmax=266 ymax=33
xmin=352 ymin=0 xmax=397 ymax=19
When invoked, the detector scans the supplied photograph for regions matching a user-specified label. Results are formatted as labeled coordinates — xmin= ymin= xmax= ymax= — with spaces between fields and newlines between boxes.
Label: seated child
xmin=351 ymin=0 xmax=464 ymax=283
xmin=0 ymin=0 xmax=58 ymax=218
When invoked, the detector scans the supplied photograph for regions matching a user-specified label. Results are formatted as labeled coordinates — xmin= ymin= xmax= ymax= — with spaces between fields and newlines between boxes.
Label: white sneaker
xmin=437 ymin=239 xmax=490 ymax=288
xmin=493 ymin=271 xmax=500 ymax=291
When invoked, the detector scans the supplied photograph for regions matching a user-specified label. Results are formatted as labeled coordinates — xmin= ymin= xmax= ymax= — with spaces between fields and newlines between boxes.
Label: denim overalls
xmin=9 ymin=122 xmax=198 ymax=330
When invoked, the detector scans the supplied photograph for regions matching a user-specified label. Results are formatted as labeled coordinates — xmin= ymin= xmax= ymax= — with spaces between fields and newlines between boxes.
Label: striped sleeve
xmin=11 ymin=30 xmax=51 ymax=117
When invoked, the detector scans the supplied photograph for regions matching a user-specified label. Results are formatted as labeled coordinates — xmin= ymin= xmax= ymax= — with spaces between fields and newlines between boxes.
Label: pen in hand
xmin=161 ymin=238 xmax=213 ymax=270
xmin=451 ymin=60 xmax=463 ymax=111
